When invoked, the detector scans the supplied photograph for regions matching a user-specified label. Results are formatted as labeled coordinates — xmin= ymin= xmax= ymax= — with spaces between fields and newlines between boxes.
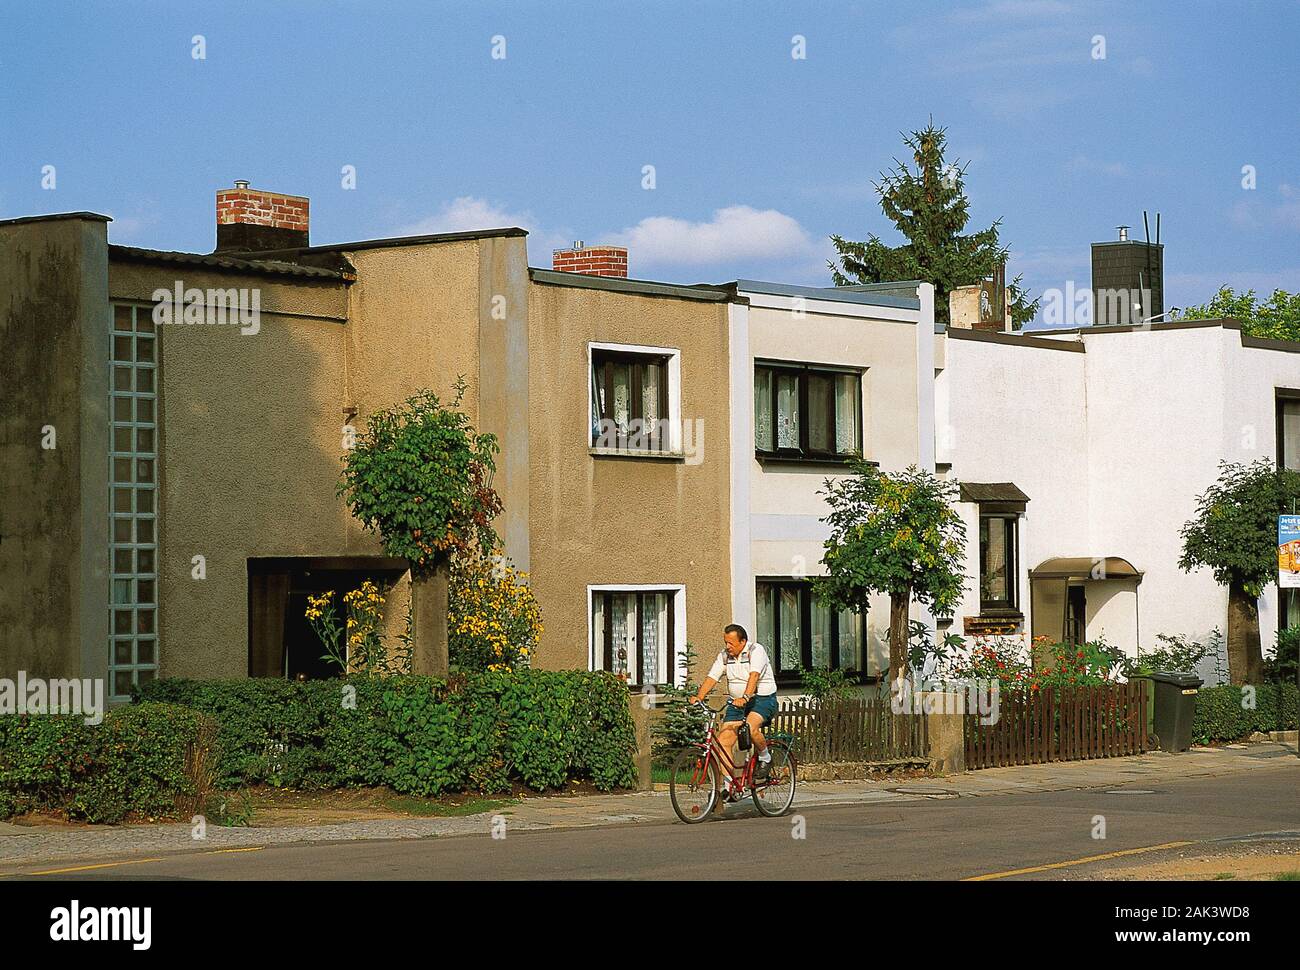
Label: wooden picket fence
xmin=768 ymin=696 xmax=928 ymax=764
xmin=964 ymin=681 xmax=1150 ymax=770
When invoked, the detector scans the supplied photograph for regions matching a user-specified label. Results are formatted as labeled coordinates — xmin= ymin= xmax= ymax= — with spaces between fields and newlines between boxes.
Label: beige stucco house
xmin=1 ymin=187 xmax=734 ymax=699
xmin=722 ymin=279 xmax=936 ymax=684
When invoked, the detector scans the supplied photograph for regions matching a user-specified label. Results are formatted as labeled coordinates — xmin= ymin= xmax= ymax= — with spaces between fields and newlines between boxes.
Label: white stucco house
xmin=936 ymin=317 xmax=1300 ymax=682
xmin=724 ymin=279 xmax=936 ymax=684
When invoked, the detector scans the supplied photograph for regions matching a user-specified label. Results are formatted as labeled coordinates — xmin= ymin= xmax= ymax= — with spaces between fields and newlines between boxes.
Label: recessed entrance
xmin=248 ymin=557 xmax=409 ymax=679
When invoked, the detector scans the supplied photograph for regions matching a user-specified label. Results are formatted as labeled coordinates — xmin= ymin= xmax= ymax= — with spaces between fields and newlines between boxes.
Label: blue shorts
xmin=722 ymin=694 xmax=778 ymax=726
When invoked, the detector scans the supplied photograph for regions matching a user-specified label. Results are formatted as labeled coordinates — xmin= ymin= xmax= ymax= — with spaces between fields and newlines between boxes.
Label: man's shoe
xmin=754 ymin=759 xmax=771 ymax=782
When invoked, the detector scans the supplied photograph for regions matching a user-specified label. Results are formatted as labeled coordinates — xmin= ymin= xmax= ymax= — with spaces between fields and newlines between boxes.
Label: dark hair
xmin=723 ymin=623 xmax=748 ymax=642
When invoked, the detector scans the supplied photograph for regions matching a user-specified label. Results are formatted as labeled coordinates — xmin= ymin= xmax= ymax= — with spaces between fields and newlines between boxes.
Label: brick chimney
xmin=215 ymin=181 xmax=309 ymax=253
xmin=552 ymin=241 xmax=628 ymax=278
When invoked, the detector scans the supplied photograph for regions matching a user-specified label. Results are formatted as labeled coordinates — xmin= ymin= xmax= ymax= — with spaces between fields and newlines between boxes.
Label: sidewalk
xmin=1 ymin=741 xmax=1295 ymax=872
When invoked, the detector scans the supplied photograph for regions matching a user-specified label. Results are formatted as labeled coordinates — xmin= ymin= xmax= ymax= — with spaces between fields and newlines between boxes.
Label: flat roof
xmin=1031 ymin=318 xmax=1240 ymax=336
xmin=244 ymin=226 xmax=528 ymax=259
xmin=727 ymin=278 xmax=920 ymax=310
xmin=0 ymin=211 xmax=111 ymax=227
xmin=529 ymin=268 xmax=734 ymax=303
xmin=109 ymin=245 xmax=348 ymax=280
xmin=946 ymin=327 xmax=1085 ymax=352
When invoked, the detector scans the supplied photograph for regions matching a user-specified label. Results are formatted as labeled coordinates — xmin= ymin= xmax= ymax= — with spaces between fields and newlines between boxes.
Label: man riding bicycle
xmin=691 ymin=623 xmax=778 ymax=783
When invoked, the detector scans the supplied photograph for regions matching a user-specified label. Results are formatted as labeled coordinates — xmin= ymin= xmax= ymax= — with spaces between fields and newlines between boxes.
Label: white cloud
xmin=398 ymin=196 xmax=534 ymax=236
xmin=393 ymin=198 xmax=827 ymax=280
xmin=609 ymin=205 xmax=821 ymax=268
xmin=396 ymin=195 xmax=571 ymax=256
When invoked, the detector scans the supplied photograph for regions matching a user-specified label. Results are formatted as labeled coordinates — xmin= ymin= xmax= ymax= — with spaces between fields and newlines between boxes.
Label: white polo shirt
xmin=707 ymin=642 xmax=778 ymax=698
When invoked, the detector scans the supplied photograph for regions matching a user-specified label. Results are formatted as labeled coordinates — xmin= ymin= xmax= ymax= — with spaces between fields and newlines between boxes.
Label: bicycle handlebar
xmin=690 ymin=698 xmax=742 ymax=716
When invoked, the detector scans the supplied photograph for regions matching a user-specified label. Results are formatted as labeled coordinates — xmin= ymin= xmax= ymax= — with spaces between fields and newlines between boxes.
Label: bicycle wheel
xmin=751 ymin=739 xmax=796 ymax=817
xmin=669 ymin=746 xmax=720 ymax=823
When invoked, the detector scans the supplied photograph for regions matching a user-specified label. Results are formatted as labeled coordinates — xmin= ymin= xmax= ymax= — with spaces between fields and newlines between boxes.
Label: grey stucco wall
xmin=0 ymin=215 xmax=111 ymax=683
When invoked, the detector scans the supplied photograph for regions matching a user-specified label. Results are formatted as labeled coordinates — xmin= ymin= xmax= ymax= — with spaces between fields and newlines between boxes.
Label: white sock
xmin=758 ymin=749 xmax=771 ymax=763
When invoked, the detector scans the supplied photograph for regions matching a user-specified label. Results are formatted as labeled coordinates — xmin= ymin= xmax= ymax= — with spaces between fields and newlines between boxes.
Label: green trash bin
xmin=1149 ymin=670 xmax=1203 ymax=752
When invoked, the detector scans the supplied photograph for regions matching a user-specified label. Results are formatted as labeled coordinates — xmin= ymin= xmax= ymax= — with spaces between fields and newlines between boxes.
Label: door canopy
xmin=1028 ymin=557 xmax=1143 ymax=583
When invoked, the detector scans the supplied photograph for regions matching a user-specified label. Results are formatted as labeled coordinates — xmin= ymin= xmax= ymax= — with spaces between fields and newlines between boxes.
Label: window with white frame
xmin=589 ymin=586 xmax=683 ymax=688
xmin=109 ymin=303 xmax=159 ymax=699
xmin=589 ymin=343 xmax=680 ymax=454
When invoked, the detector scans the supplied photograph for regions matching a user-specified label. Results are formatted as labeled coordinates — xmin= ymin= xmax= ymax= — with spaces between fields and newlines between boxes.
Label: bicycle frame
xmin=691 ymin=704 xmax=759 ymax=796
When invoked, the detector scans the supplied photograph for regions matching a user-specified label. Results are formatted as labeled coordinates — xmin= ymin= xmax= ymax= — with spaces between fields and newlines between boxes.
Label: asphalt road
xmin=20 ymin=764 xmax=1300 ymax=881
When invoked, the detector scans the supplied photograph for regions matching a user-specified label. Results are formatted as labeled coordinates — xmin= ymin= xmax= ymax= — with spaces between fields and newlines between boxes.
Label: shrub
xmin=930 ymin=634 xmax=1121 ymax=696
xmin=135 ymin=669 xmax=637 ymax=797
xmin=448 ymin=552 xmax=542 ymax=673
xmin=1034 ymin=637 xmax=1124 ymax=690
xmin=337 ymin=379 xmax=502 ymax=573
xmin=797 ymin=666 xmax=860 ymax=703
xmin=1266 ymin=627 xmax=1300 ymax=685
xmin=0 ymin=703 xmax=214 ymax=824
xmin=1192 ymin=684 xmax=1299 ymax=744
xmin=942 ymin=634 xmax=1034 ymax=694
xmin=1122 ymin=632 xmax=1211 ymax=677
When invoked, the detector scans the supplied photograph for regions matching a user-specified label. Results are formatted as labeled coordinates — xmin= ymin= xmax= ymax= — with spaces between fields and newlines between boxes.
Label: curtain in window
xmin=612 ymin=364 xmax=631 ymax=436
xmin=808 ymin=373 xmax=832 ymax=452
xmin=754 ymin=369 xmax=774 ymax=451
xmin=837 ymin=609 xmax=859 ymax=670
xmin=642 ymin=363 xmax=661 ymax=447
xmin=810 ymin=600 xmax=832 ymax=668
xmin=610 ymin=593 xmax=632 ymax=677
xmin=640 ymin=592 xmax=668 ymax=685
xmin=779 ymin=586 xmax=801 ymax=670
xmin=776 ymin=375 xmax=799 ymax=448
xmin=835 ymin=373 xmax=858 ymax=453
xmin=756 ymin=584 xmax=775 ymax=650
xmin=592 ymin=594 xmax=605 ymax=670
xmin=591 ymin=359 xmax=606 ymax=442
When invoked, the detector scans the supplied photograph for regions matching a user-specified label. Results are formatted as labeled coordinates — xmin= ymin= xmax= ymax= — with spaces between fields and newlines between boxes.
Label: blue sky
xmin=3 ymin=0 xmax=1298 ymax=324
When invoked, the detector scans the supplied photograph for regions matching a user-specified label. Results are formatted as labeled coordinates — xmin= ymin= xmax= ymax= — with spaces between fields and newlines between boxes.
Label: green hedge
xmin=1192 ymin=684 xmax=1299 ymax=745
xmin=134 ymin=669 xmax=637 ymax=797
xmin=0 ymin=704 xmax=213 ymax=823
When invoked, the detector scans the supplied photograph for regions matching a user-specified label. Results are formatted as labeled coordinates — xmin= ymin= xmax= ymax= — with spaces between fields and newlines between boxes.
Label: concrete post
xmin=628 ymin=696 xmax=653 ymax=790
xmin=410 ymin=565 xmax=449 ymax=678
xmin=921 ymin=691 xmax=966 ymax=775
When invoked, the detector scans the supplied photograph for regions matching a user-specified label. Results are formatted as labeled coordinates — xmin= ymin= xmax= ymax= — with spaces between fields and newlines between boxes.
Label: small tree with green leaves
xmin=1179 ymin=459 xmax=1300 ymax=685
xmin=1177 ymin=286 xmax=1300 ymax=342
xmin=813 ymin=461 xmax=967 ymax=684
xmin=337 ymin=378 xmax=503 ymax=671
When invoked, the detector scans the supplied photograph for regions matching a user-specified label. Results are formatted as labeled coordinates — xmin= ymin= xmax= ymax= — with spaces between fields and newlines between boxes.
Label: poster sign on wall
xmin=1279 ymin=515 xmax=1300 ymax=588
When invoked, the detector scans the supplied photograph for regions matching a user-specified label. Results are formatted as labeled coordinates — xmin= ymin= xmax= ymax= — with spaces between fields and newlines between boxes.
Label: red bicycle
xmin=668 ymin=700 xmax=797 ymax=823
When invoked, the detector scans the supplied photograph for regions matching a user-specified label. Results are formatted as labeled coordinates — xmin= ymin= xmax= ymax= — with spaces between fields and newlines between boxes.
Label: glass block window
xmin=109 ymin=304 xmax=159 ymax=699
